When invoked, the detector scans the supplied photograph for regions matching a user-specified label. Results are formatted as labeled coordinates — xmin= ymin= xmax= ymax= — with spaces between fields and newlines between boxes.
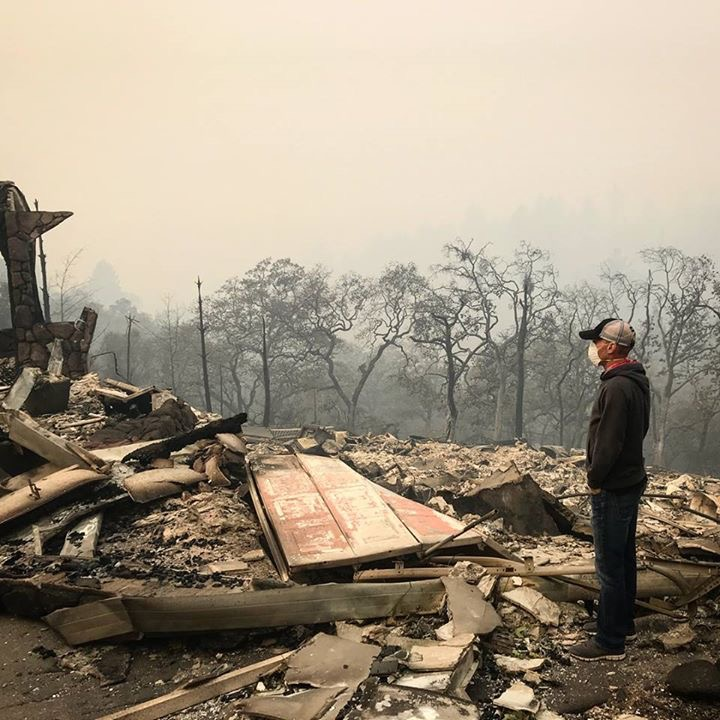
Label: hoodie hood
xmin=601 ymin=361 xmax=650 ymax=395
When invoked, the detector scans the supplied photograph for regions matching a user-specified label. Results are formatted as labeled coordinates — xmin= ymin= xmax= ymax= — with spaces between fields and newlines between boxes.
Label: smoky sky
xmin=2 ymin=1 xmax=719 ymax=310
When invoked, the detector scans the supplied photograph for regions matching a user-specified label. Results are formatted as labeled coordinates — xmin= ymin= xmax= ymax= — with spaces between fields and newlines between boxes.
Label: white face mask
xmin=587 ymin=343 xmax=602 ymax=367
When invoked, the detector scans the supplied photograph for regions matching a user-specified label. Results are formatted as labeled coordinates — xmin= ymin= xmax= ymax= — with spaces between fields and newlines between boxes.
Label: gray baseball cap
xmin=579 ymin=318 xmax=636 ymax=347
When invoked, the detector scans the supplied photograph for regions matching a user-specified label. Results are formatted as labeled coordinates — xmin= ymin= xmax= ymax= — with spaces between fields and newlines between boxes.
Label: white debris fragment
xmin=502 ymin=586 xmax=561 ymax=626
xmin=494 ymin=654 xmax=545 ymax=673
xmin=493 ymin=681 xmax=540 ymax=713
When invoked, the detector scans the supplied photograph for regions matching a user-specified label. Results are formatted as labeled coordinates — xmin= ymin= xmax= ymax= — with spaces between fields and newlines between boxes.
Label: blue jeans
xmin=590 ymin=482 xmax=645 ymax=652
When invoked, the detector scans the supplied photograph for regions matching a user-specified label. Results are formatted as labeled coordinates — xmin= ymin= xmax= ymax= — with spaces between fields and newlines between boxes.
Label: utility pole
xmin=34 ymin=199 xmax=51 ymax=321
xmin=196 ymin=277 xmax=213 ymax=413
xmin=125 ymin=314 xmax=135 ymax=382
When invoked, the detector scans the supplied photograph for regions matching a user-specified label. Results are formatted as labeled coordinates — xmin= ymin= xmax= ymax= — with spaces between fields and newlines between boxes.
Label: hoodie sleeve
xmin=587 ymin=380 xmax=629 ymax=489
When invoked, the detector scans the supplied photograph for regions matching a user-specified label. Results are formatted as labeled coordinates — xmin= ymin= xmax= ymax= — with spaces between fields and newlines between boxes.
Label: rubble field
xmin=1 ymin=371 xmax=719 ymax=720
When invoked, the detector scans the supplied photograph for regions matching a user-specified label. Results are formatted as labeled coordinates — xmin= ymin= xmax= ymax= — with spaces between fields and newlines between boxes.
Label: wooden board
xmin=252 ymin=454 xmax=486 ymax=571
xmin=45 ymin=580 xmax=447 ymax=644
xmin=7 ymin=410 xmax=104 ymax=470
xmin=296 ymin=454 xmax=421 ymax=563
xmin=97 ymin=651 xmax=293 ymax=720
xmin=375 ymin=485 xmax=485 ymax=548
xmin=252 ymin=455 xmax=420 ymax=570
xmin=246 ymin=459 xmax=290 ymax=581
xmin=250 ymin=454 xmax=354 ymax=569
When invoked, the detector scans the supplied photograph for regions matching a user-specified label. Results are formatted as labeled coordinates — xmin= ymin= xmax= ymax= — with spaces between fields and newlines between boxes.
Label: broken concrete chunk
xmin=442 ymin=576 xmax=503 ymax=636
xmin=494 ymin=654 xmax=545 ymax=673
xmin=523 ymin=670 xmax=541 ymax=685
xmin=658 ymin=623 xmax=697 ymax=651
xmin=537 ymin=709 xmax=566 ymax=720
xmin=502 ymin=586 xmax=561 ymax=626
xmin=405 ymin=643 xmax=471 ymax=672
xmin=493 ymin=680 xmax=540 ymax=713
xmin=122 ymin=468 xmax=205 ymax=503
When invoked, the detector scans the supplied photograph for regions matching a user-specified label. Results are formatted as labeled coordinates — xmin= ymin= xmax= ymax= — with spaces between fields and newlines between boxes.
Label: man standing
xmin=569 ymin=318 xmax=651 ymax=661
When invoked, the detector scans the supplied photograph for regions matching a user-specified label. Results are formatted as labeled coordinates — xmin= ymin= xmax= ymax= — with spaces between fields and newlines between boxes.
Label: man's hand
xmin=588 ymin=486 xmax=602 ymax=495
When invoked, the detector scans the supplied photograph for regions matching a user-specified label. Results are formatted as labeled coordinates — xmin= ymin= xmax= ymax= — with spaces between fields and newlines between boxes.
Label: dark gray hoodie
xmin=586 ymin=361 xmax=651 ymax=491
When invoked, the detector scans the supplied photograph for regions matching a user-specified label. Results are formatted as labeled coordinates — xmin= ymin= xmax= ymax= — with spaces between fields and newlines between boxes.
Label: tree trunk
xmin=514 ymin=281 xmax=530 ymax=439
xmin=261 ymin=316 xmax=271 ymax=426
xmin=653 ymin=377 xmax=673 ymax=467
xmin=444 ymin=328 xmax=458 ymax=442
xmin=196 ymin=278 xmax=213 ymax=413
xmin=494 ymin=370 xmax=507 ymax=441
xmin=557 ymin=381 xmax=565 ymax=447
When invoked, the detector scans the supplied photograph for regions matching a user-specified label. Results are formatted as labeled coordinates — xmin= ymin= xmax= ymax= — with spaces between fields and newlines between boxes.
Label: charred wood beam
xmin=122 ymin=413 xmax=247 ymax=465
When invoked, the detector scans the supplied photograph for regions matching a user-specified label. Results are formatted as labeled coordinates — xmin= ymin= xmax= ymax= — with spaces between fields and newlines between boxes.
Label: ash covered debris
xmin=0 ymin=374 xmax=718 ymax=720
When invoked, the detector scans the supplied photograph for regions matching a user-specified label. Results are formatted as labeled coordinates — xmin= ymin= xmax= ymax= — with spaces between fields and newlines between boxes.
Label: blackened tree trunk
xmin=196 ymin=277 xmax=213 ymax=413
xmin=261 ymin=316 xmax=271 ymax=426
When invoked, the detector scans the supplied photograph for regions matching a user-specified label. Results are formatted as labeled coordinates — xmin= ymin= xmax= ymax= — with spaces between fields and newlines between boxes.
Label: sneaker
xmin=582 ymin=619 xmax=637 ymax=642
xmin=568 ymin=639 xmax=626 ymax=662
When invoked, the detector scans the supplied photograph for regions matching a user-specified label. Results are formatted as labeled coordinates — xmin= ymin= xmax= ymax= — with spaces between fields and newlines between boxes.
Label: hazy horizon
xmin=2 ymin=1 xmax=719 ymax=311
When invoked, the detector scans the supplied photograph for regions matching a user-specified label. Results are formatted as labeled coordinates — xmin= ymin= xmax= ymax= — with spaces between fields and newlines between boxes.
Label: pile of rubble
xmin=0 ymin=370 xmax=719 ymax=720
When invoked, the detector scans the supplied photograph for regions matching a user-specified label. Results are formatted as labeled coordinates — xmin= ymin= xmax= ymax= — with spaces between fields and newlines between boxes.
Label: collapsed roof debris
xmin=0 ymin=370 xmax=719 ymax=719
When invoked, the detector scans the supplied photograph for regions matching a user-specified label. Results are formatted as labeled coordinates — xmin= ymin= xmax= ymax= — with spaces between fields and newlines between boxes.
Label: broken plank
xmin=97 ymin=651 xmax=293 ymax=720
xmin=354 ymin=569 xmax=451 ymax=582
xmin=374 ymin=484 xmax=485 ymax=549
xmin=103 ymin=378 xmax=146 ymax=395
xmin=1 ymin=367 xmax=42 ymax=411
xmin=45 ymin=596 xmax=136 ymax=645
xmin=246 ymin=459 xmax=290 ymax=581
xmin=56 ymin=416 xmax=105 ymax=431
xmin=60 ymin=511 xmax=103 ymax=559
xmin=45 ymin=580 xmax=447 ymax=645
xmin=28 ymin=493 xmax=128 ymax=552
xmin=7 ymin=410 xmax=104 ymax=470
